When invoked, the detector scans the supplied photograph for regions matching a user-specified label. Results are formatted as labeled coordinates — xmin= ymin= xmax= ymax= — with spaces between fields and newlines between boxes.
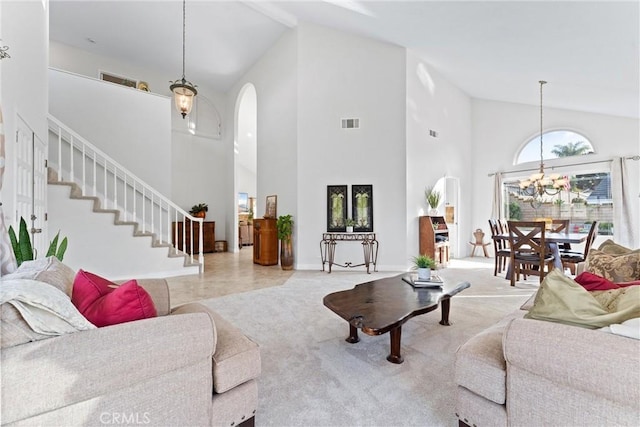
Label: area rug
xmin=199 ymin=260 xmax=537 ymax=427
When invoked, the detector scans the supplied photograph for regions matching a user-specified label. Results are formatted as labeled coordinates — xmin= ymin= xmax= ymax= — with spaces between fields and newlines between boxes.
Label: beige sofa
xmin=1 ymin=259 xmax=260 ymax=426
xmin=455 ymin=266 xmax=640 ymax=426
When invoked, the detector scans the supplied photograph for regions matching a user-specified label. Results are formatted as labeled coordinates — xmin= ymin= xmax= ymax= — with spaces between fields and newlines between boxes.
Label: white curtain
xmin=0 ymin=107 xmax=18 ymax=275
xmin=491 ymin=172 xmax=503 ymax=220
xmin=611 ymin=157 xmax=638 ymax=248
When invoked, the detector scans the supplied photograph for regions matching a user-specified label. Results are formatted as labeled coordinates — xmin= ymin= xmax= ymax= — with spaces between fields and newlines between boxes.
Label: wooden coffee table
xmin=323 ymin=274 xmax=470 ymax=364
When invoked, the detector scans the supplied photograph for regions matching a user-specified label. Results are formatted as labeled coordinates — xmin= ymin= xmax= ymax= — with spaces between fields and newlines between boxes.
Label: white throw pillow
xmin=599 ymin=317 xmax=640 ymax=340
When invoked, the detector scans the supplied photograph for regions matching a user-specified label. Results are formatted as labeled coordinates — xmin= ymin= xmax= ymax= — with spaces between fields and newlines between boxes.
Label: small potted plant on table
xmin=412 ymin=254 xmax=437 ymax=280
xmin=425 ymin=186 xmax=441 ymax=216
xmin=189 ymin=203 xmax=208 ymax=219
xmin=345 ymin=218 xmax=356 ymax=233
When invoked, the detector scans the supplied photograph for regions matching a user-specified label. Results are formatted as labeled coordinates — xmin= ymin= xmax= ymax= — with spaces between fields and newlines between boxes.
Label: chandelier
xmin=519 ymin=80 xmax=567 ymax=208
xmin=169 ymin=0 xmax=197 ymax=119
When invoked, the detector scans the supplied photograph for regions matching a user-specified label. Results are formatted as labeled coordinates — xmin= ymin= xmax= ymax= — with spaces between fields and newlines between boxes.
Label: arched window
xmin=504 ymin=130 xmax=613 ymax=241
xmin=516 ymin=130 xmax=595 ymax=164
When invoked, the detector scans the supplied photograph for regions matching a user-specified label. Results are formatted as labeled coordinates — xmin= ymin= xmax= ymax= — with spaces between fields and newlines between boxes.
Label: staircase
xmin=47 ymin=115 xmax=204 ymax=278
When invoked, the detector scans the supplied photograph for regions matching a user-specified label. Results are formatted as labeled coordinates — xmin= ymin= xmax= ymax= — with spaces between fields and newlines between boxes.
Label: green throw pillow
xmin=585 ymin=249 xmax=640 ymax=282
xmin=525 ymin=269 xmax=640 ymax=329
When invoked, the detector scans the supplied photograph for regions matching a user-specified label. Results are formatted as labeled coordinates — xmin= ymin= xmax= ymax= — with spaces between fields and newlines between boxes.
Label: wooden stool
xmin=469 ymin=228 xmax=490 ymax=257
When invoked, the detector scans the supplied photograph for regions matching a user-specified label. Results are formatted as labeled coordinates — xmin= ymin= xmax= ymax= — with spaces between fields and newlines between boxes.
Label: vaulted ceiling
xmin=50 ymin=1 xmax=639 ymax=119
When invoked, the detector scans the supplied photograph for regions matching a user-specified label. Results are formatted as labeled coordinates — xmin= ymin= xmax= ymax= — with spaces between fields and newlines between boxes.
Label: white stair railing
xmin=47 ymin=115 xmax=204 ymax=270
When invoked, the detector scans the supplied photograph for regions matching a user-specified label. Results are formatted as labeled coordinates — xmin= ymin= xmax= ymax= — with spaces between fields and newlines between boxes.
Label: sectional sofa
xmin=1 ymin=257 xmax=260 ymax=426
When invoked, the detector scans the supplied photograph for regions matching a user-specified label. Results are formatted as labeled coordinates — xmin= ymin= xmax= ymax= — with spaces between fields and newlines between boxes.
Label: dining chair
xmin=488 ymin=219 xmax=510 ymax=276
xmin=507 ymin=221 xmax=555 ymax=286
xmin=561 ymin=221 xmax=598 ymax=274
xmin=551 ymin=219 xmax=571 ymax=251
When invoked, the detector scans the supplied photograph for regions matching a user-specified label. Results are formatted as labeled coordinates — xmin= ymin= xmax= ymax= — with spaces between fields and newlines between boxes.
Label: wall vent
xmin=341 ymin=118 xmax=360 ymax=129
xmin=99 ymin=71 xmax=138 ymax=89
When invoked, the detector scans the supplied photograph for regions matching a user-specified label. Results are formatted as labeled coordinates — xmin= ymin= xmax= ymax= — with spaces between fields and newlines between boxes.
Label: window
xmin=517 ymin=130 xmax=594 ymax=165
xmin=506 ymin=131 xmax=612 ymax=236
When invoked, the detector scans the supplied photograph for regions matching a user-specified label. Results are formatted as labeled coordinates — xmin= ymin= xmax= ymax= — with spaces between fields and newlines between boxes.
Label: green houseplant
xmin=425 ymin=186 xmax=441 ymax=215
xmin=8 ymin=217 xmax=33 ymax=267
xmin=8 ymin=217 xmax=68 ymax=267
xmin=412 ymin=254 xmax=437 ymax=280
xmin=345 ymin=218 xmax=356 ymax=232
xmin=277 ymin=214 xmax=294 ymax=270
xmin=189 ymin=203 xmax=208 ymax=219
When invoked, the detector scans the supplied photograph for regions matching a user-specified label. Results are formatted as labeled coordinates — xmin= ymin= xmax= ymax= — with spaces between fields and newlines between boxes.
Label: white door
xmin=15 ymin=114 xmax=47 ymax=258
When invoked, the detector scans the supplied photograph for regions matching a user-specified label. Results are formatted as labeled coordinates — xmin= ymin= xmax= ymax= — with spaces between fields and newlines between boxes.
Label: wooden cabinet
xmin=419 ymin=216 xmax=450 ymax=266
xmin=172 ymin=221 xmax=215 ymax=253
xmin=253 ymin=218 xmax=278 ymax=265
xmin=239 ymin=223 xmax=254 ymax=246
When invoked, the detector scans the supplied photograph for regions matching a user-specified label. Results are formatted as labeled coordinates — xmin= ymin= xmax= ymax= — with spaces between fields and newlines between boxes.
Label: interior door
xmin=15 ymin=114 xmax=47 ymax=258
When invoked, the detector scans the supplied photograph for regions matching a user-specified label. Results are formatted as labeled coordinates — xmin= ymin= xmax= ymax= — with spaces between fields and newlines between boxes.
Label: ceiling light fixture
xmin=519 ymin=80 xmax=567 ymax=208
xmin=169 ymin=0 xmax=197 ymax=119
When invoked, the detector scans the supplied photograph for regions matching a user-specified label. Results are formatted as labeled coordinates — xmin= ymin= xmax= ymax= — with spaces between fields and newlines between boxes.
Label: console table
xmin=320 ymin=232 xmax=379 ymax=274
xmin=172 ymin=221 xmax=215 ymax=253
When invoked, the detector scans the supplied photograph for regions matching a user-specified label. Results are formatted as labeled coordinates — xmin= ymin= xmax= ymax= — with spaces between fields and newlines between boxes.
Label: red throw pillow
xmin=72 ymin=270 xmax=157 ymax=327
xmin=574 ymin=272 xmax=618 ymax=291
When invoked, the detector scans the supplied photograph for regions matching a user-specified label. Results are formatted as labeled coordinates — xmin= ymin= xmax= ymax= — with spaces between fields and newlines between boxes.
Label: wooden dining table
xmin=494 ymin=231 xmax=589 ymax=276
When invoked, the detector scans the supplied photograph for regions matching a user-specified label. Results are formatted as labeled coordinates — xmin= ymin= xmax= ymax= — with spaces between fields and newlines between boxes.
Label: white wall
xmin=1 ymin=0 xmax=49 ymax=232
xmin=296 ymin=23 xmax=407 ymax=270
xmin=405 ymin=51 xmax=473 ymax=259
xmin=49 ymin=68 xmax=172 ymax=195
xmin=49 ymin=41 xmax=230 ymax=240
xmin=471 ymin=98 xmax=640 ymax=246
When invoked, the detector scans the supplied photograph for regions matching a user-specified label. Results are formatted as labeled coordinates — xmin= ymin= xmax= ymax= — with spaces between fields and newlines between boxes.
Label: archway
xmin=234 ymin=84 xmax=257 ymax=253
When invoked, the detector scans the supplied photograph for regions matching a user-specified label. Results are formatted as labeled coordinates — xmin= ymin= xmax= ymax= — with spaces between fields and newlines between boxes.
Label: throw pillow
xmin=524 ymin=269 xmax=640 ymax=329
xmin=3 ymin=257 xmax=75 ymax=296
xmin=575 ymin=271 xmax=640 ymax=291
xmin=1 ymin=278 xmax=96 ymax=348
xmin=72 ymin=270 xmax=157 ymax=327
xmin=597 ymin=239 xmax=635 ymax=255
xmin=584 ymin=249 xmax=640 ymax=283
xmin=599 ymin=317 xmax=640 ymax=340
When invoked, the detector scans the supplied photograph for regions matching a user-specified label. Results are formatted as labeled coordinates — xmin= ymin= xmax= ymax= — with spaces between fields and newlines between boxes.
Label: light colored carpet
xmin=200 ymin=259 xmax=538 ymax=427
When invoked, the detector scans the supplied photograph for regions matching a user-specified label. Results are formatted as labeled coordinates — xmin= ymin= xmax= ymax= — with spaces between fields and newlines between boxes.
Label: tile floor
xmin=165 ymin=248 xmax=541 ymax=308
xmin=166 ymin=246 xmax=294 ymax=307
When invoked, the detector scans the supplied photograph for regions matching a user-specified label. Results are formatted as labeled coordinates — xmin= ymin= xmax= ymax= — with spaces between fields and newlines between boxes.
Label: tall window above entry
xmin=516 ymin=130 xmax=595 ymax=164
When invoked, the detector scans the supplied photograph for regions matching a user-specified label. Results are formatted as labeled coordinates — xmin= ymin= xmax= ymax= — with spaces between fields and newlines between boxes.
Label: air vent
xmin=100 ymin=71 xmax=137 ymax=89
xmin=341 ymin=118 xmax=360 ymax=129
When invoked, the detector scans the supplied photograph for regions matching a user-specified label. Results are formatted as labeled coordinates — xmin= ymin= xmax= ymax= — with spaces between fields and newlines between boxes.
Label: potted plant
xmin=345 ymin=218 xmax=356 ymax=233
xmin=277 ymin=214 xmax=294 ymax=270
xmin=189 ymin=203 xmax=208 ymax=219
xmin=8 ymin=217 xmax=68 ymax=267
xmin=425 ymin=186 xmax=441 ymax=216
xmin=412 ymin=254 xmax=437 ymax=280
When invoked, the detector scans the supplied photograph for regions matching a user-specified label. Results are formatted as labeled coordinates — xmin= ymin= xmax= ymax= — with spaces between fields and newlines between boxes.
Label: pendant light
xmin=519 ymin=80 xmax=567 ymax=208
xmin=169 ymin=0 xmax=197 ymax=119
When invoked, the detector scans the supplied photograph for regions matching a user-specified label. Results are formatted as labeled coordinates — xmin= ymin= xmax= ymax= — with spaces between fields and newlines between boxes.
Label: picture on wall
xmin=352 ymin=184 xmax=373 ymax=232
xmin=265 ymin=195 xmax=277 ymax=218
xmin=327 ymin=185 xmax=348 ymax=232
